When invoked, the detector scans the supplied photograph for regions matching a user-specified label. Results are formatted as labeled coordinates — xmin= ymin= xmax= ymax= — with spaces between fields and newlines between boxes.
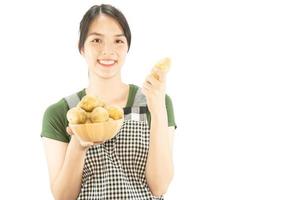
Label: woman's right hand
xmin=66 ymin=127 xmax=103 ymax=149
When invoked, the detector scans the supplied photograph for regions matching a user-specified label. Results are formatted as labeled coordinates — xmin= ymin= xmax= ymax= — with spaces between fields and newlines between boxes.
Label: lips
xmin=97 ymin=59 xmax=117 ymax=67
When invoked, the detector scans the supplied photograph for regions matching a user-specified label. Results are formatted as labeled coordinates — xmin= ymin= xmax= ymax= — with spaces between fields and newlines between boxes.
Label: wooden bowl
xmin=69 ymin=119 xmax=124 ymax=142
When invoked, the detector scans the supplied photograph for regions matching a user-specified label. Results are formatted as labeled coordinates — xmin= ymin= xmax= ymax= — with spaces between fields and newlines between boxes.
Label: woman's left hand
xmin=142 ymin=68 xmax=167 ymax=114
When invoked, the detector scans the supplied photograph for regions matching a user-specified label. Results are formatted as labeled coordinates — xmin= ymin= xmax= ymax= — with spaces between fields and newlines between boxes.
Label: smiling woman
xmin=41 ymin=4 xmax=176 ymax=200
xmin=79 ymin=6 xmax=130 ymax=80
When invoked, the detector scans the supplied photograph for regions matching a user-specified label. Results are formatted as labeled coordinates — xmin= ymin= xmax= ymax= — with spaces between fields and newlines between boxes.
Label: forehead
xmin=88 ymin=14 xmax=124 ymax=36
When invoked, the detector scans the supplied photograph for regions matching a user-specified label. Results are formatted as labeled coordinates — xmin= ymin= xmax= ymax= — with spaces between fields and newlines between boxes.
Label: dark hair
xmin=78 ymin=4 xmax=131 ymax=53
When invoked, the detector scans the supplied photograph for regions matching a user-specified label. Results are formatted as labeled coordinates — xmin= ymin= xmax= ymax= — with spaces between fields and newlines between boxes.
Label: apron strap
xmin=65 ymin=87 xmax=146 ymax=109
xmin=64 ymin=93 xmax=80 ymax=109
xmin=132 ymin=88 xmax=147 ymax=107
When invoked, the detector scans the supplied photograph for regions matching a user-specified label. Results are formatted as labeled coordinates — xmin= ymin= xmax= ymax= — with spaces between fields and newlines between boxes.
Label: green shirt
xmin=41 ymin=84 xmax=176 ymax=143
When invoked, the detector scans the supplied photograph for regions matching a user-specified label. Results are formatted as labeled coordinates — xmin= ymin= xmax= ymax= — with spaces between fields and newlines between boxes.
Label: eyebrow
xmin=87 ymin=32 xmax=125 ymax=37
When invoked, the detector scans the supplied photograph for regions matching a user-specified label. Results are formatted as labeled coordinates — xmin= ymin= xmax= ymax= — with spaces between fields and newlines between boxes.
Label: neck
xmin=86 ymin=73 xmax=129 ymax=106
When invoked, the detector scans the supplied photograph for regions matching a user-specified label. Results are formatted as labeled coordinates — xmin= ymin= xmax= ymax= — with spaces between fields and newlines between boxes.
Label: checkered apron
xmin=64 ymin=89 xmax=163 ymax=200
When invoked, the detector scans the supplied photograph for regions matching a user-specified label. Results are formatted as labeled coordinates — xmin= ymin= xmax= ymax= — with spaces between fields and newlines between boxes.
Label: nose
xmin=102 ymin=51 xmax=114 ymax=56
xmin=101 ymin=44 xmax=115 ymax=56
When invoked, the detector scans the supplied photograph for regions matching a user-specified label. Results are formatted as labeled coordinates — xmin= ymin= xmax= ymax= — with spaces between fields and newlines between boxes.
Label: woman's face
xmin=81 ymin=14 xmax=128 ymax=79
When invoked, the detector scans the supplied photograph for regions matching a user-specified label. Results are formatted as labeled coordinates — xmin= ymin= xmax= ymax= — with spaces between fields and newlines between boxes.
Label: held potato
xmin=152 ymin=57 xmax=171 ymax=80
xmin=66 ymin=107 xmax=87 ymax=124
xmin=106 ymin=105 xmax=124 ymax=120
xmin=90 ymin=107 xmax=109 ymax=123
xmin=155 ymin=57 xmax=171 ymax=71
xmin=78 ymin=95 xmax=105 ymax=112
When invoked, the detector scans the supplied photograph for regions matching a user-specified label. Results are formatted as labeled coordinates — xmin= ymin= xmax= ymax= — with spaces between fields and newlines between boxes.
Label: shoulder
xmin=41 ymin=98 xmax=69 ymax=142
xmin=44 ymin=98 xmax=69 ymax=118
xmin=43 ymin=88 xmax=85 ymax=119
xmin=41 ymin=90 xmax=83 ymax=142
xmin=42 ymin=98 xmax=69 ymax=135
xmin=45 ymin=88 xmax=86 ymax=119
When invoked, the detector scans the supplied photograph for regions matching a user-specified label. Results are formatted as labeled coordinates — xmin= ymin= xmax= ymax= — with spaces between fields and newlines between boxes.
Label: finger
xmin=80 ymin=141 xmax=94 ymax=148
xmin=154 ymin=68 xmax=167 ymax=82
xmin=143 ymin=80 xmax=151 ymax=91
xmin=141 ymin=86 xmax=149 ymax=96
xmin=146 ymin=74 xmax=160 ymax=87
xmin=66 ymin=126 xmax=74 ymax=135
xmin=145 ymin=74 xmax=154 ymax=86
xmin=94 ymin=141 xmax=104 ymax=145
xmin=151 ymin=68 xmax=159 ymax=80
xmin=73 ymin=135 xmax=92 ymax=148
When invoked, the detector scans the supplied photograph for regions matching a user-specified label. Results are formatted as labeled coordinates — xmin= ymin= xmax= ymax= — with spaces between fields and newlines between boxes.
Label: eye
xmin=116 ymin=39 xmax=125 ymax=44
xmin=92 ymin=39 xmax=101 ymax=43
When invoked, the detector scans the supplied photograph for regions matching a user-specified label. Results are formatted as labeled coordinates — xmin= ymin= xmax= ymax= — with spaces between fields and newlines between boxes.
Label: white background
xmin=0 ymin=0 xmax=299 ymax=199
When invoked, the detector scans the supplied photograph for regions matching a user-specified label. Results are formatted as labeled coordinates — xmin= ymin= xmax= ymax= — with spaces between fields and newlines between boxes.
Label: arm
xmin=42 ymin=134 xmax=89 ymax=200
xmin=145 ymin=109 xmax=175 ymax=196
xmin=142 ymin=68 xmax=175 ymax=196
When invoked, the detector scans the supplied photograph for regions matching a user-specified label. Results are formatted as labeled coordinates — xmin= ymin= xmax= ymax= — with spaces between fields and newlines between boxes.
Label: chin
xmin=95 ymin=71 xmax=119 ymax=79
xmin=89 ymin=64 xmax=121 ymax=79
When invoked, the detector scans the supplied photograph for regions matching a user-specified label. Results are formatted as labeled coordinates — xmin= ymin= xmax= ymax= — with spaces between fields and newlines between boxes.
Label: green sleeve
xmin=146 ymin=94 xmax=177 ymax=129
xmin=41 ymin=99 xmax=70 ymax=143
xmin=165 ymin=94 xmax=177 ymax=129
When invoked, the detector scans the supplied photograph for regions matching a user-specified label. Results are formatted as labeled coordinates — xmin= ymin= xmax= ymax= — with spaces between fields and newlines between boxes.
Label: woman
xmin=41 ymin=4 xmax=176 ymax=200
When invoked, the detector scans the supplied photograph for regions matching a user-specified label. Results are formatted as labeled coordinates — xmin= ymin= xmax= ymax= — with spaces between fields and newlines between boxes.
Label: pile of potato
xmin=67 ymin=95 xmax=124 ymax=125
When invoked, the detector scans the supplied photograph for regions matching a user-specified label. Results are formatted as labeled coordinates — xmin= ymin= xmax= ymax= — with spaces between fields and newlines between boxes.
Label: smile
xmin=97 ymin=59 xmax=117 ymax=67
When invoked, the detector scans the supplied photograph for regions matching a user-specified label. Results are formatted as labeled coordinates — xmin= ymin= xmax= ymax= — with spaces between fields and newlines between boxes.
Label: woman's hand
xmin=142 ymin=68 xmax=167 ymax=114
xmin=66 ymin=127 xmax=103 ymax=149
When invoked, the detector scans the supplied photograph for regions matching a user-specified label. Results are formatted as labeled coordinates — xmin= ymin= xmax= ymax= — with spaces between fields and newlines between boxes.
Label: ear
xmin=80 ymin=47 xmax=85 ymax=56
xmin=78 ymin=41 xmax=85 ymax=55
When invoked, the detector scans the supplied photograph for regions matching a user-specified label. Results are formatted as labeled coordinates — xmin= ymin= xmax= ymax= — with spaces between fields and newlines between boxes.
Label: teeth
xmin=99 ymin=60 xmax=115 ymax=65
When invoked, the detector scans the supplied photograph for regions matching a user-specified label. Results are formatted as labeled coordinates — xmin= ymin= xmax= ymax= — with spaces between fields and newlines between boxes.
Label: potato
xmin=85 ymin=118 xmax=93 ymax=124
xmin=90 ymin=107 xmax=109 ymax=123
xmin=78 ymin=95 xmax=104 ymax=112
xmin=106 ymin=105 xmax=124 ymax=120
xmin=152 ymin=57 xmax=171 ymax=80
xmin=84 ymin=112 xmax=92 ymax=124
xmin=155 ymin=57 xmax=171 ymax=71
xmin=66 ymin=107 xmax=87 ymax=124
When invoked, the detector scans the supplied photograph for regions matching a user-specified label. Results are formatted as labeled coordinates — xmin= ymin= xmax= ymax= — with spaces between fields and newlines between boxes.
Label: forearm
xmin=146 ymin=107 xmax=174 ymax=195
xmin=52 ymin=137 xmax=87 ymax=200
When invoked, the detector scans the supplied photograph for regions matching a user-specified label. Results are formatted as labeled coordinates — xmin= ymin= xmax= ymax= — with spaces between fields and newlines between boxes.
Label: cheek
xmin=84 ymin=54 xmax=98 ymax=69
xmin=117 ymin=46 xmax=128 ymax=58
xmin=84 ymin=49 xmax=98 ymax=61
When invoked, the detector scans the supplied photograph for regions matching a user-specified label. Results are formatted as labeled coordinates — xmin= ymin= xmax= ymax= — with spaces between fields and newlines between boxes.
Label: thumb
xmin=80 ymin=141 xmax=94 ymax=148
xmin=66 ymin=126 xmax=74 ymax=136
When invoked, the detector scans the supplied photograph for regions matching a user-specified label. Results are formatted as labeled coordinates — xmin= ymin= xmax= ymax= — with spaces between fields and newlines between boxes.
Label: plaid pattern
xmin=65 ymin=89 xmax=163 ymax=200
xmin=124 ymin=106 xmax=148 ymax=122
